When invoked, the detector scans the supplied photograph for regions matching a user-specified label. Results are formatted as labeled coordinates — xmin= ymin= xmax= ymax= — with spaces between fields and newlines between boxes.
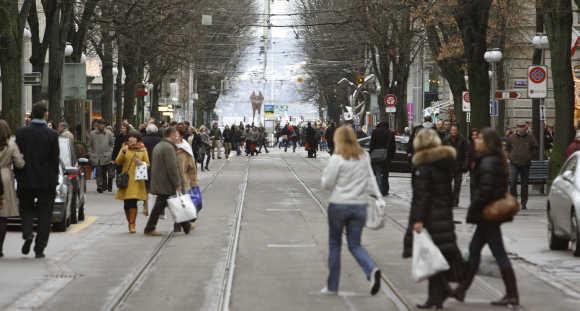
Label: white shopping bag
xmin=167 ymin=193 xmax=197 ymax=223
xmin=135 ymin=163 xmax=148 ymax=181
xmin=411 ymin=230 xmax=450 ymax=282
xmin=366 ymin=199 xmax=386 ymax=230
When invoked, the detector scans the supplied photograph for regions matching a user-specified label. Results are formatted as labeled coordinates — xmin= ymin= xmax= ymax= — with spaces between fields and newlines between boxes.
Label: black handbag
xmin=116 ymin=153 xmax=135 ymax=189
xmin=370 ymin=148 xmax=389 ymax=163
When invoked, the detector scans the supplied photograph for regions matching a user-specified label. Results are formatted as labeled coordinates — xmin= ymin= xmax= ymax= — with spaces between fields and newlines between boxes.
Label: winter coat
xmin=114 ymin=143 xmax=149 ymax=201
xmin=403 ymin=145 xmax=458 ymax=258
xmin=88 ymin=129 xmax=115 ymax=166
xmin=143 ymin=134 xmax=162 ymax=159
xmin=176 ymin=147 xmax=198 ymax=192
xmin=467 ymin=153 xmax=510 ymax=224
xmin=210 ymin=127 xmax=222 ymax=140
xmin=506 ymin=132 xmax=538 ymax=166
xmin=0 ymin=141 xmax=25 ymax=217
xmin=444 ymin=134 xmax=469 ymax=172
xmin=566 ymin=139 xmax=580 ymax=158
xmin=112 ymin=134 xmax=126 ymax=161
xmin=150 ymin=139 xmax=181 ymax=196
xmin=223 ymin=128 xmax=233 ymax=143
xmin=369 ymin=123 xmax=396 ymax=165
xmin=15 ymin=120 xmax=60 ymax=190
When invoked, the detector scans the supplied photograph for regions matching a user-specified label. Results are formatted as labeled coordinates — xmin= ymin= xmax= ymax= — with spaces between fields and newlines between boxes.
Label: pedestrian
xmin=57 ymin=122 xmax=74 ymax=142
xmin=0 ymin=120 xmax=26 ymax=258
xmin=257 ymin=127 xmax=270 ymax=154
xmin=112 ymin=123 xmax=129 ymax=168
xmin=369 ymin=120 xmax=396 ymax=196
xmin=287 ymin=125 xmax=298 ymax=152
xmin=325 ymin=122 xmax=336 ymax=155
xmin=144 ymin=127 xmax=182 ymax=236
xmin=505 ymin=121 xmax=538 ymax=210
xmin=454 ymin=128 xmax=520 ymax=307
xmin=223 ymin=125 xmax=233 ymax=159
xmin=89 ymin=119 xmax=115 ymax=193
xmin=407 ymin=116 xmax=434 ymax=160
xmin=174 ymin=128 xmax=197 ymax=233
xmin=444 ymin=125 xmax=469 ymax=207
xmin=114 ymin=132 xmax=149 ymax=233
xmin=404 ymin=128 xmax=463 ymax=309
xmin=305 ymin=122 xmax=318 ymax=158
xmin=198 ymin=126 xmax=211 ymax=171
xmin=142 ymin=123 xmax=162 ymax=216
xmin=231 ymin=125 xmax=242 ymax=156
xmin=14 ymin=103 xmax=60 ymax=258
xmin=566 ymin=130 xmax=580 ymax=158
xmin=210 ymin=122 xmax=222 ymax=159
xmin=320 ymin=125 xmax=383 ymax=296
xmin=467 ymin=128 xmax=480 ymax=198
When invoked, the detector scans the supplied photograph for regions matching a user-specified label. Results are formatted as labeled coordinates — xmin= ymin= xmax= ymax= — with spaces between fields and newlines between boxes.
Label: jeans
xmin=284 ymin=140 xmax=296 ymax=152
xmin=372 ymin=163 xmax=390 ymax=195
xmin=18 ymin=189 xmax=56 ymax=253
xmin=509 ymin=163 xmax=530 ymax=207
xmin=327 ymin=203 xmax=376 ymax=292
xmin=144 ymin=195 xmax=169 ymax=233
xmin=451 ymin=171 xmax=463 ymax=206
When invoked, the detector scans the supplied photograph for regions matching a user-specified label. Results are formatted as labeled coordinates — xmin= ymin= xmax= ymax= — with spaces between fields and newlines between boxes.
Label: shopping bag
xmin=167 ymin=193 xmax=197 ymax=223
xmin=189 ymin=186 xmax=203 ymax=212
xmin=135 ymin=163 xmax=148 ymax=181
xmin=366 ymin=199 xmax=386 ymax=230
xmin=411 ymin=230 xmax=450 ymax=282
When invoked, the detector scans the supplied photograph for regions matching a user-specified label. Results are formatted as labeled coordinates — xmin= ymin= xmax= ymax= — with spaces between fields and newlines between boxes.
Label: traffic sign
xmin=489 ymin=100 xmax=499 ymax=117
xmin=462 ymin=91 xmax=471 ymax=112
xmin=495 ymin=90 xmax=521 ymax=100
xmin=540 ymin=105 xmax=545 ymax=121
xmin=466 ymin=112 xmax=471 ymax=123
xmin=528 ymin=66 xmax=548 ymax=98
xmin=384 ymin=94 xmax=397 ymax=113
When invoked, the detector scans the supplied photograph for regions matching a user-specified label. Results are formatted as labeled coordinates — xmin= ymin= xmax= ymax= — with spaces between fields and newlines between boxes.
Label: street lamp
xmin=64 ymin=42 xmax=73 ymax=57
xmin=484 ymin=48 xmax=503 ymax=129
xmin=22 ymin=28 xmax=32 ymax=126
xmin=532 ymin=33 xmax=549 ymax=160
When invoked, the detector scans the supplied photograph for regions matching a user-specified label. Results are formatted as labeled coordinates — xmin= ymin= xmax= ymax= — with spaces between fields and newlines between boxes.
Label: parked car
xmin=547 ymin=151 xmax=580 ymax=256
xmin=358 ymin=135 xmax=411 ymax=173
xmin=10 ymin=137 xmax=88 ymax=232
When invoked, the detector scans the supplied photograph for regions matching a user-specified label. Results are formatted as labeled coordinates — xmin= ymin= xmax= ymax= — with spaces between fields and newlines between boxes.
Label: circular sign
xmin=529 ymin=66 xmax=547 ymax=83
xmin=384 ymin=94 xmax=397 ymax=106
xmin=463 ymin=92 xmax=470 ymax=103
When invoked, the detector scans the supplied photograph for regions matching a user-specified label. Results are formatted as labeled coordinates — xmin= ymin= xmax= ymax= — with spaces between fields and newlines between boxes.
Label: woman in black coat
xmin=454 ymin=128 xmax=519 ymax=307
xmin=405 ymin=128 xmax=463 ymax=309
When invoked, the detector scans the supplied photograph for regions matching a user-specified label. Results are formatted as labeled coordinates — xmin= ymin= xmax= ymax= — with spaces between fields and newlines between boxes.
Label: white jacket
xmin=321 ymin=153 xmax=381 ymax=204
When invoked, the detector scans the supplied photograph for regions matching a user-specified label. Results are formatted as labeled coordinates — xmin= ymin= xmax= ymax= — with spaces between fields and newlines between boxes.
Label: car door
xmin=552 ymin=156 xmax=577 ymax=235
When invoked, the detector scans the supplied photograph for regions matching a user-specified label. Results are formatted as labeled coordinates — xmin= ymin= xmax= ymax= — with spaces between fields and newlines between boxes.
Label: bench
xmin=513 ymin=160 xmax=549 ymax=185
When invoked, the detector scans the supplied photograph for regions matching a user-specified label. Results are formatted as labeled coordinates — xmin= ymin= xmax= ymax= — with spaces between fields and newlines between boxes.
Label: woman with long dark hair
xmin=454 ymin=128 xmax=519 ymax=306
xmin=0 ymin=120 xmax=25 ymax=257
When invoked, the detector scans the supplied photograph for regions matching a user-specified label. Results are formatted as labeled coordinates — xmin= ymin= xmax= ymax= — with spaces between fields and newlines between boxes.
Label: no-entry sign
xmin=384 ymin=94 xmax=397 ymax=113
xmin=462 ymin=91 xmax=471 ymax=112
xmin=528 ymin=66 xmax=547 ymax=98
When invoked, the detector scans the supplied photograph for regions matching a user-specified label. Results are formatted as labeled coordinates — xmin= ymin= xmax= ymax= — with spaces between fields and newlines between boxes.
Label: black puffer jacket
xmin=467 ymin=153 xmax=510 ymax=224
xmin=403 ymin=145 xmax=458 ymax=258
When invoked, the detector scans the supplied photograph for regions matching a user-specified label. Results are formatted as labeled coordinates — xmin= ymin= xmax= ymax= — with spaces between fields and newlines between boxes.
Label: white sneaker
xmin=320 ymin=287 xmax=338 ymax=296
xmin=370 ymin=268 xmax=381 ymax=296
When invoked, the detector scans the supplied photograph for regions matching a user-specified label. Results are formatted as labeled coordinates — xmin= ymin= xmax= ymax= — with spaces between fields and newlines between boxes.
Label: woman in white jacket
xmin=321 ymin=125 xmax=383 ymax=296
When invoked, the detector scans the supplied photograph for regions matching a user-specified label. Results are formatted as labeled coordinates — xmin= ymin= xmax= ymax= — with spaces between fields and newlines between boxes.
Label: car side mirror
xmin=78 ymin=158 xmax=90 ymax=165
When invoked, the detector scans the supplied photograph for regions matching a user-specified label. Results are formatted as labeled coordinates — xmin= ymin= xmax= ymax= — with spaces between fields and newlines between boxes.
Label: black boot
xmin=0 ymin=219 xmax=6 ymax=257
xmin=491 ymin=268 xmax=519 ymax=306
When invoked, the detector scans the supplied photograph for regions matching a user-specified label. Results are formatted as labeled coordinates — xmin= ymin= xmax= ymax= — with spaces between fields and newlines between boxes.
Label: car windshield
xmin=59 ymin=137 xmax=72 ymax=167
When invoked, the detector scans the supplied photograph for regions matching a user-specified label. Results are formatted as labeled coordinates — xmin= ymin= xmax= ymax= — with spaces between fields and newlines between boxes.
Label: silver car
xmin=547 ymin=152 xmax=580 ymax=256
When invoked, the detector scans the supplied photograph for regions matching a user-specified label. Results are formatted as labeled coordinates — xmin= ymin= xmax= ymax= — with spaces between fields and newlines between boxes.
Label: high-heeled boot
xmin=128 ymin=208 xmax=137 ymax=234
xmin=491 ymin=268 xmax=519 ymax=306
xmin=0 ymin=218 xmax=7 ymax=257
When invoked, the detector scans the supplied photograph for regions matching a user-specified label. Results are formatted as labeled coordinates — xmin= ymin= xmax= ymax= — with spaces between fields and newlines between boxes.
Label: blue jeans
xmin=327 ymin=203 xmax=376 ymax=292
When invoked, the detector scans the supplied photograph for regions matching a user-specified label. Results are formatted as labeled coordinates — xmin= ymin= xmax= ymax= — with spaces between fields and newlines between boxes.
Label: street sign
xmin=23 ymin=72 xmax=41 ymax=86
xmin=489 ymin=100 xmax=499 ymax=117
xmin=466 ymin=112 xmax=471 ymax=123
xmin=462 ymin=91 xmax=471 ymax=112
xmin=528 ymin=66 xmax=548 ymax=98
xmin=495 ymin=90 xmax=521 ymax=100
xmin=384 ymin=94 xmax=397 ymax=113
xmin=540 ymin=105 xmax=545 ymax=121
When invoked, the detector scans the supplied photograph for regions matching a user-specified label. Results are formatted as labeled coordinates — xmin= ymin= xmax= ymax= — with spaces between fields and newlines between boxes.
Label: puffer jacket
xmin=403 ymin=145 xmax=458 ymax=258
xmin=467 ymin=153 xmax=510 ymax=224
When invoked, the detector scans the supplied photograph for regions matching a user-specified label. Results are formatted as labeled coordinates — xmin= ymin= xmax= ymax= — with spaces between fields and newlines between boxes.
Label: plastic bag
xmin=167 ymin=193 xmax=197 ymax=223
xmin=189 ymin=186 xmax=203 ymax=212
xmin=366 ymin=199 xmax=386 ymax=230
xmin=412 ymin=230 xmax=450 ymax=282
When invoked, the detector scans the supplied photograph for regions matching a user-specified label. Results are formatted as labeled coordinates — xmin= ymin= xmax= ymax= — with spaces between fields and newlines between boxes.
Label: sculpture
xmin=250 ymin=91 xmax=264 ymax=124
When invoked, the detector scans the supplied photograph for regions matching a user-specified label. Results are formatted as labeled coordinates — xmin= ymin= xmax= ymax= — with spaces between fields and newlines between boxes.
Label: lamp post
xmin=22 ymin=27 xmax=32 ymax=127
xmin=484 ymin=48 xmax=503 ymax=129
xmin=532 ymin=33 xmax=549 ymax=160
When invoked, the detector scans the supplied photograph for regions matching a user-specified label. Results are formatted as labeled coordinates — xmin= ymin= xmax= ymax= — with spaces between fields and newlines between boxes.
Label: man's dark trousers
xmin=145 ymin=195 xmax=170 ymax=233
xmin=510 ymin=163 xmax=530 ymax=208
xmin=452 ymin=171 xmax=463 ymax=207
xmin=372 ymin=163 xmax=389 ymax=196
xmin=18 ymin=189 xmax=56 ymax=254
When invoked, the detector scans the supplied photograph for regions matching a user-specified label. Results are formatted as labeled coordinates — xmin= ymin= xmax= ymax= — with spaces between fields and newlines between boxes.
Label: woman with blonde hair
xmin=321 ymin=125 xmax=383 ymax=296
xmin=0 ymin=120 xmax=25 ymax=257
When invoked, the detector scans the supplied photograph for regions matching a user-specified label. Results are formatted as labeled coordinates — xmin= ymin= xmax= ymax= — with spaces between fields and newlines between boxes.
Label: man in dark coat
xmin=505 ymin=121 xmax=538 ymax=209
xmin=325 ymin=122 xmax=336 ymax=155
xmin=369 ymin=121 xmax=396 ymax=196
xmin=444 ymin=125 xmax=469 ymax=207
xmin=15 ymin=103 xmax=60 ymax=258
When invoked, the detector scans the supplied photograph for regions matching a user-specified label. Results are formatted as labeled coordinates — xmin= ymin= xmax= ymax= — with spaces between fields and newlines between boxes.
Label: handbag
xmin=365 ymin=156 xmax=386 ymax=230
xmin=167 ymin=192 xmax=197 ymax=223
xmin=189 ymin=186 xmax=203 ymax=212
xmin=116 ymin=153 xmax=136 ymax=189
xmin=135 ymin=163 xmax=148 ymax=181
xmin=370 ymin=148 xmax=389 ymax=164
xmin=482 ymin=193 xmax=520 ymax=222
xmin=412 ymin=230 xmax=450 ymax=282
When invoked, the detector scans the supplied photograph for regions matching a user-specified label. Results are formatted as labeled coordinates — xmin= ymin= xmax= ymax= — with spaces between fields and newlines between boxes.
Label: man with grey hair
xmin=88 ymin=119 xmax=115 ymax=193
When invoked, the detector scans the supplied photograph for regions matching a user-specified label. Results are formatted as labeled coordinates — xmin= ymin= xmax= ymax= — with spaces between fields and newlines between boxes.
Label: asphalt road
xmin=1 ymin=148 xmax=579 ymax=311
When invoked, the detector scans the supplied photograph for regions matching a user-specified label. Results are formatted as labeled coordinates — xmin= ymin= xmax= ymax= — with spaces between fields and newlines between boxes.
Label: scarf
xmin=176 ymin=141 xmax=194 ymax=157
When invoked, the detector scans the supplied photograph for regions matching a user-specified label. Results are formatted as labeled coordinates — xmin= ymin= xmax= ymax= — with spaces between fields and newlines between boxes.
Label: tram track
xmin=103 ymin=160 xmax=230 ymax=311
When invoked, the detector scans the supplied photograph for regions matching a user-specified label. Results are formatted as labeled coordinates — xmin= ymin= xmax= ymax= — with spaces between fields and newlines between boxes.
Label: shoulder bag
xmin=116 ymin=153 xmax=136 ymax=189
xmin=370 ymin=149 xmax=389 ymax=164
xmin=482 ymin=193 xmax=520 ymax=222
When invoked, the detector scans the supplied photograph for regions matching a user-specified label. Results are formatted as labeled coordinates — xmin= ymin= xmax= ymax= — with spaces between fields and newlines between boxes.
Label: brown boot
xmin=491 ymin=268 xmax=519 ymax=306
xmin=128 ymin=208 xmax=137 ymax=234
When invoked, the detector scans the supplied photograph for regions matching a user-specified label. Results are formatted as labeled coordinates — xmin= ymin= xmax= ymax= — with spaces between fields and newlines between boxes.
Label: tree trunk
xmin=115 ymin=57 xmax=123 ymax=131
xmin=0 ymin=0 xmax=22 ymax=130
xmin=455 ymin=0 xmax=493 ymax=129
xmin=101 ymin=37 xmax=114 ymax=123
xmin=544 ymin=0 xmax=574 ymax=177
xmin=122 ymin=61 xmax=137 ymax=123
xmin=151 ymin=81 xmax=161 ymax=121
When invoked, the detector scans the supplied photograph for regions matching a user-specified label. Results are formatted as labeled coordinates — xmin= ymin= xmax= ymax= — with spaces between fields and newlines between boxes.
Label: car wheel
xmin=53 ymin=208 xmax=69 ymax=232
xmin=572 ymin=210 xmax=580 ymax=257
xmin=548 ymin=205 xmax=569 ymax=250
